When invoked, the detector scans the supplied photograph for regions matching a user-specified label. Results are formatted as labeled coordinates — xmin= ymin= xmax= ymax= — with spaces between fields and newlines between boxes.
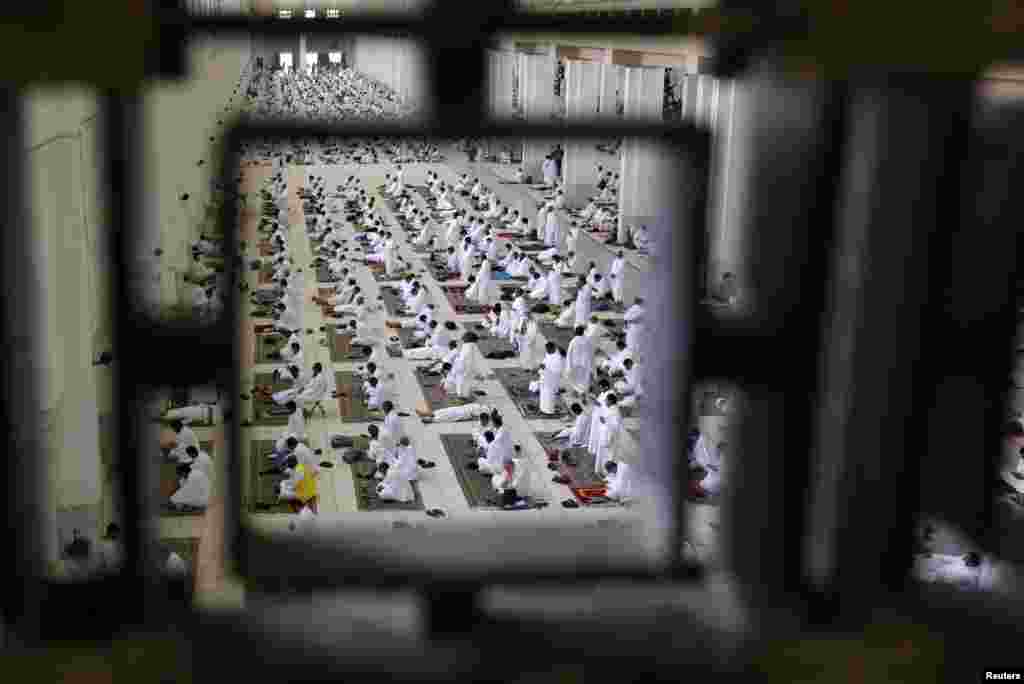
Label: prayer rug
xmin=466 ymin=322 xmax=517 ymax=360
xmin=536 ymin=322 xmax=577 ymax=355
xmin=248 ymin=439 xmax=303 ymax=514
xmin=370 ymin=265 xmax=412 ymax=283
xmin=386 ymin=326 xmax=424 ymax=358
xmin=493 ymin=367 xmax=568 ymax=419
xmin=421 ymin=258 xmax=458 ymax=282
xmin=413 ymin=366 xmax=475 ymax=412
xmin=379 ymin=285 xmax=411 ymax=317
xmin=534 ymin=432 xmax=618 ymax=507
xmin=160 ymin=440 xmax=216 ymax=516
xmin=512 ymin=241 xmax=547 ymax=253
xmin=250 ymin=372 xmax=293 ymax=427
xmin=255 ymin=331 xmax=288 ymax=364
xmin=348 ymin=456 xmax=426 ymax=512
xmin=442 ymin=285 xmax=491 ymax=315
xmin=439 ymin=434 xmax=544 ymax=510
xmin=491 ymin=270 xmax=527 ymax=282
xmin=324 ymin=325 xmax=372 ymax=364
xmin=334 ymin=371 xmax=385 ymax=424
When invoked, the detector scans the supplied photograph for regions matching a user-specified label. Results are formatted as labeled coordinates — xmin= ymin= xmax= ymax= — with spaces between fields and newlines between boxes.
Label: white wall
xmin=351 ymin=35 xmax=427 ymax=110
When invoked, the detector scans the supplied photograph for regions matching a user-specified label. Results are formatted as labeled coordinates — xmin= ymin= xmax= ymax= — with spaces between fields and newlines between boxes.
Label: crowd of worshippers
xmin=240 ymin=65 xmax=414 ymax=123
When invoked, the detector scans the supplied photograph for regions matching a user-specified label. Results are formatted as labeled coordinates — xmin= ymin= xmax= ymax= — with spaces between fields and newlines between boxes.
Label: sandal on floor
xmin=561 ymin=499 xmax=579 ymax=509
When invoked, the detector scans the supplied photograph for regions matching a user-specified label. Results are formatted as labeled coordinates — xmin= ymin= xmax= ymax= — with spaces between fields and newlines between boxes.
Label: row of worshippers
xmin=165 ymin=418 xmax=216 ymax=511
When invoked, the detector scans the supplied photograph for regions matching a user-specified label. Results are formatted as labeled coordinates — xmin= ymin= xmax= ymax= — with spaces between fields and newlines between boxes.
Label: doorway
xmin=278 ymin=52 xmax=293 ymax=71
xmin=305 ymin=52 xmax=318 ymax=74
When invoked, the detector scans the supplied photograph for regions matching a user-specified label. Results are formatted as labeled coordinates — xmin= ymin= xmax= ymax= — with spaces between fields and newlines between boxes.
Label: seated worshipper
xmin=633 ymin=224 xmax=652 ymax=251
xmin=169 ymin=462 xmax=212 ymax=511
xmin=376 ymin=437 xmax=417 ymax=503
xmin=468 ymin=430 xmax=502 ymax=474
xmin=528 ymin=343 xmax=566 ymax=415
xmin=513 ymin=167 xmax=525 ymax=183
xmin=491 ymin=455 xmax=525 ymax=503
xmin=253 ymin=364 xmax=308 ymax=405
xmin=179 ymin=444 xmax=214 ymax=483
xmin=552 ymin=297 xmax=578 ymax=329
xmin=425 ymin=339 xmax=462 ymax=376
xmin=436 ymin=187 xmax=455 ymax=212
xmin=564 ymin=326 xmax=596 ymax=395
xmin=364 ymin=424 xmax=396 ymax=470
xmin=516 ymin=311 xmax=545 ymax=369
xmin=590 ymin=272 xmax=612 ymax=303
xmin=167 ymin=420 xmax=199 ymax=463
xmin=341 ymin=318 xmax=381 ymax=350
xmin=600 ymin=338 xmax=632 ymax=376
xmin=295 ymin=362 xmax=331 ymax=413
xmin=603 ymin=460 xmax=634 ymax=501
xmin=614 ymin=359 xmax=645 ymax=409
xmin=594 ymin=394 xmax=624 ymax=476
xmin=276 ymin=455 xmax=319 ymax=506
xmin=271 ymin=341 xmax=304 ymax=382
xmin=554 ymin=401 xmax=593 ymax=447
xmin=624 ymin=314 xmax=645 ymax=358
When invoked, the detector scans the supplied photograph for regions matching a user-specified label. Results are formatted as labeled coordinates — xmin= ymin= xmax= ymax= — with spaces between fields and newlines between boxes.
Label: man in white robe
xmin=594 ymin=394 xmax=623 ymax=476
xmin=455 ymin=337 xmax=486 ymax=399
xmin=603 ymin=461 xmax=633 ymax=501
xmin=517 ymin=313 xmax=544 ymax=369
xmin=564 ymin=326 xmax=596 ymax=395
xmin=574 ymin=277 xmax=593 ymax=329
xmin=554 ymin=401 xmax=592 ymax=447
xmin=529 ymin=343 xmax=565 ymax=415
xmin=609 ymin=252 xmax=626 ymax=304
xmin=416 ymin=402 xmax=494 ymax=423
xmin=377 ymin=437 xmax=417 ymax=503
xmin=169 ymin=463 xmax=211 ymax=510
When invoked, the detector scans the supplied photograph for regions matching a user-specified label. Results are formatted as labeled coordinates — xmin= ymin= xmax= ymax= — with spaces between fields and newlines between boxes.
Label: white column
xmin=618 ymin=66 xmax=666 ymax=243
xmin=495 ymin=51 xmax=515 ymax=120
xmin=598 ymin=63 xmax=620 ymax=121
xmin=563 ymin=60 xmax=601 ymax=207
xmin=297 ymin=34 xmax=307 ymax=74
xmin=709 ymin=79 xmax=745 ymax=285
xmin=520 ymin=53 xmax=557 ymax=181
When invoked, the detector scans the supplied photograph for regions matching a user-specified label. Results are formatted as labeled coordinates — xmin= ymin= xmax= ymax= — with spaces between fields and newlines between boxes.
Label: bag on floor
xmin=531 ymin=303 xmax=550 ymax=314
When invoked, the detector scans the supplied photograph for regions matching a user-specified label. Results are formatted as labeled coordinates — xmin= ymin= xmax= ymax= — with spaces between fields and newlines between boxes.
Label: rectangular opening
xmin=224 ymin=123 xmax=712 ymax=587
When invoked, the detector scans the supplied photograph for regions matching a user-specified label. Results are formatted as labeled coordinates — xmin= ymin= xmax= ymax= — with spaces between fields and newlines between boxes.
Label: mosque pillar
xmin=520 ymin=53 xmax=557 ymax=185
xmin=598 ymin=63 xmax=620 ymax=121
xmin=618 ymin=66 xmax=666 ymax=243
xmin=562 ymin=60 xmax=600 ymax=207
xmin=297 ymin=34 xmax=307 ymax=74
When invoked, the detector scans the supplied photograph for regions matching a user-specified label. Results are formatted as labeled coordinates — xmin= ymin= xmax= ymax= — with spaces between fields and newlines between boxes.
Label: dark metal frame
xmin=3 ymin=1 xmax=1024 ymax=677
